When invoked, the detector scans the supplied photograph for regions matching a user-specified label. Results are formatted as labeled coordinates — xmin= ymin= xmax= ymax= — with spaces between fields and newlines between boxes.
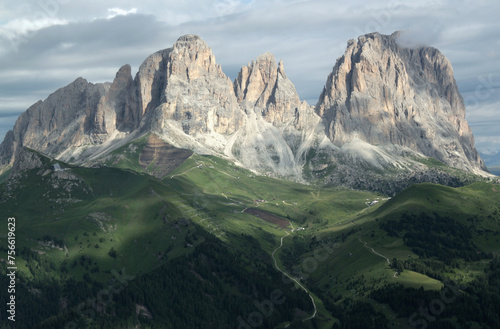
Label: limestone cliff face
xmin=229 ymin=52 xmax=321 ymax=177
xmin=93 ymin=64 xmax=139 ymax=139
xmin=135 ymin=49 xmax=170 ymax=117
xmin=99 ymin=64 xmax=139 ymax=133
xmin=0 ymin=33 xmax=488 ymax=187
xmin=0 ymin=78 xmax=108 ymax=166
xmin=0 ymin=35 xmax=246 ymax=168
xmin=234 ymin=52 xmax=310 ymax=128
xmin=0 ymin=67 xmax=140 ymax=167
xmin=316 ymin=32 xmax=485 ymax=172
xmin=144 ymin=35 xmax=244 ymax=135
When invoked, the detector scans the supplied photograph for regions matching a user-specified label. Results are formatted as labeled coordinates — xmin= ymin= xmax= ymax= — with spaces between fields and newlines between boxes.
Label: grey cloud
xmin=395 ymin=27 xmax=441 ymax=49
xmin=0 ymin=0 xmax=499 ymax=152
xmin=1 ymin=14 xmax=167 ymax=69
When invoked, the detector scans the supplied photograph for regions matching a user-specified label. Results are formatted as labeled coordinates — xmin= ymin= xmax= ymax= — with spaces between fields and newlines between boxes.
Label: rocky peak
xmin=134 ymin=49 xmax=171 ymax=116
xmin=173 ymin=34 xmax=206 ymax=48
xmin=0 ymin=77 xmax=110 ymax=167
xmin=234 ymin=52 xmax=305 ymax=127
xmin=234 ymin=52 xmax=278 ymax=105
xmin=168 ymin=34 xmax=225 ymax=80
xmin=140 ymin=35 xmax=243 ymax=136
xmin=0 ymin=32 xmax=489 ymax=189
xmin=135 ymin=33 xmax=223 ymax=117
xmin=316 ymin=32 xmax=485 ymax=172
xmin=94 ymin=64 xmax=139 ymax=136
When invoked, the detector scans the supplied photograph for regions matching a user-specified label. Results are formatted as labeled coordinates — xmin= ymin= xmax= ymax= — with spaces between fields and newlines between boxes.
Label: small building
xmin=53 ymin=163 xmax=62 ymax=171
xmin=369 ymin=200 xmax=379 ymax=206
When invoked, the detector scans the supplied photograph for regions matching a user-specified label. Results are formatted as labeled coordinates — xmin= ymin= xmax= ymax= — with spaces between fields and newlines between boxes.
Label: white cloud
xmin=106 ymin=7 xmax=138 ymax=20
xmin=0 ymin=17 xmax=68 ymax=35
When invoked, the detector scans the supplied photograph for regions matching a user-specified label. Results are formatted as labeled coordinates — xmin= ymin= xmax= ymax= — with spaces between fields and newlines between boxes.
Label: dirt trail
xmin=359 ymin=237 xmax=398 ymax=278
xmin=271 ymin=227 xmax=317 ymax=323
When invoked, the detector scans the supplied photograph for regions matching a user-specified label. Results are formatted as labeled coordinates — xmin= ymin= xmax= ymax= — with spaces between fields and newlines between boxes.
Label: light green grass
xmin=394 ymin=270 xmax=443 ymax=290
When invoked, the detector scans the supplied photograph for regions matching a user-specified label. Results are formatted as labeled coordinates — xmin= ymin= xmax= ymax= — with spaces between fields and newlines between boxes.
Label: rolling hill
xmin=0 ymin=147 xmax=499 ymax=328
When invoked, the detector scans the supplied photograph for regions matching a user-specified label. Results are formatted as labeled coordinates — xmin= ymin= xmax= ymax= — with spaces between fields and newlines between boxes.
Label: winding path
xmin=271 ymin=227 xmax=317 ymax=323
xmin=358 ymin=237 xmax=398 ymax=277
xmin=358 ymin=237 xmax=390 ymax=265
xmin=169 ymin=164 xmax=201 ymax=178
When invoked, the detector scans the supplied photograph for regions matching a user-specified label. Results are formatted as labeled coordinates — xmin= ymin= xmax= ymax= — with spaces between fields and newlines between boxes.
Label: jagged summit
xmin=234 ymin=51 xmax=307 ymax=127
xmin=172 ymin=34 xmax=211 ymax=54
xmin=277 ymin=59 xmax=286 ymax=78
xmin=0 ymin=33 xmax=490 ymax=192
xmin=316 ymin=32 xmax=485 ymax=174
xmin=145 ymin=34 xmax=243 ymax=137
xmin=169 ymin=34 xmax=224 ymax=79
xmin=175 ymin=34 xmax=203 ymax=43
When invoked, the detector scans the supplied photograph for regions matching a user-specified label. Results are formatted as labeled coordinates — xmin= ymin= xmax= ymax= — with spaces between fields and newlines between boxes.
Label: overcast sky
xmin=0 ymin=0 xmax=499 ymax=154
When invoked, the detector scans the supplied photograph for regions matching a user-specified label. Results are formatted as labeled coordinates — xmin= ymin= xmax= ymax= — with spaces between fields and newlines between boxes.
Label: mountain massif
xmin=1 ymin=32 xmax=500 ymax=329
xmin=0 ymin=32 xmax=490 ymax=193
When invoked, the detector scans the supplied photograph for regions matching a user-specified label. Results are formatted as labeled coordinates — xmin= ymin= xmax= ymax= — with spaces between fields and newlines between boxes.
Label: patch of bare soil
xmin=244 ymin=208 xmax=290 ymax=229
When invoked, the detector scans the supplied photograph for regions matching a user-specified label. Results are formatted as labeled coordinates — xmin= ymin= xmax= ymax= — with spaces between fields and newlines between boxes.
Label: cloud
xmin=0 ymin=14 xmax=168 ymax=71
xmin=0 ymin=0 xmax=499 ymax=152
xmin=395 ymin=26 xmax=441 ymax=48
xmin=0 ymin=17 xmax=68 ymax=35
xmin=0 ymin=13 xmax=172 ymax=141
xmin=106 ymin=7 xmax=138 ymax=20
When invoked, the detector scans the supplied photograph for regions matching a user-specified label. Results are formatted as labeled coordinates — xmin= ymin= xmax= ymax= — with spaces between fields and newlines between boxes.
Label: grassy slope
xmin=255 ymin=179 xmax=498 ymax=328
xmin=164 ymin=154 xmax=500 ymax=328
xmin=0 ymin=151 xmax=385 ymax=328
xmin=370 ymin=182 xmax=500 ymax=252
xmin=0 ymin=164 xmax=206 ymax=284
xmin=307 ymin=181 xmax=500 ymax=328
xmin=1 ymin=146 xmax=499 ymax=328
xmin=328 ymin=181 xmax=500 ymax=280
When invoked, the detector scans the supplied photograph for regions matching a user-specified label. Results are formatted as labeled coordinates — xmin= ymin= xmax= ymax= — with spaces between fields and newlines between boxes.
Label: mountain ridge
xmin=0 ymin=32 xmax=491 ymax=191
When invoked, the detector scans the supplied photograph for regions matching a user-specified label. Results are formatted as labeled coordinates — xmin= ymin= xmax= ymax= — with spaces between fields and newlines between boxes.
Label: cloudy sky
xmin=0 ymin=0 xmax=499 ymax=155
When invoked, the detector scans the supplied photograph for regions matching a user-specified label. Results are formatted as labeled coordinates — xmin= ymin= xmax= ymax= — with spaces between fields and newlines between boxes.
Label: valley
xmin=1 ymin=144 xmax=499 ymax=328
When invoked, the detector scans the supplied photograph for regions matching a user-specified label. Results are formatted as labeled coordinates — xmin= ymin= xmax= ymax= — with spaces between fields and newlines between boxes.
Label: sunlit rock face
xmin=316 ymin=32 xmax=485 ymax=173
xmin=0 ymin=32 xmax=488 ymax=189
xmin=140 ymin=35 xmax=244 ymax=136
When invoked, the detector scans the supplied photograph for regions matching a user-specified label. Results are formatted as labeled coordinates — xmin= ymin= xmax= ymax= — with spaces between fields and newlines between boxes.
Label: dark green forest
xmin=1 ymin=231 xmax=315 ymax=329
